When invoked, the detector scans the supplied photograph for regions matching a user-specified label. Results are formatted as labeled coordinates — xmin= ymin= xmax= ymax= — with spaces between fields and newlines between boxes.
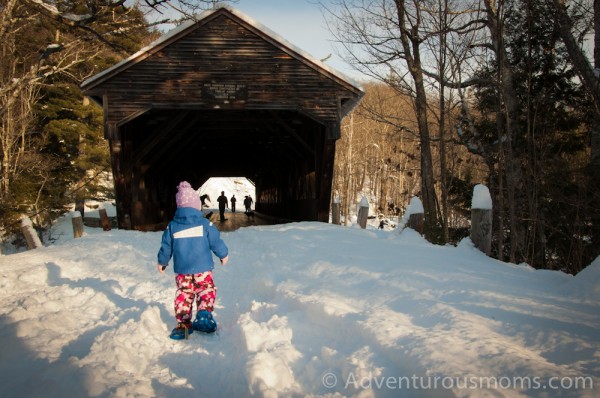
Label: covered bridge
xmin=81 ymin=6 xmax=363 ymax=231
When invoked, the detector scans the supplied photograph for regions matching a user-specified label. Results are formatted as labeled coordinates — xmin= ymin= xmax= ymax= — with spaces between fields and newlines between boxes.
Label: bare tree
xmin=323 ymin=0 xmax=444 ymax=240
xmin=548 ymin=0 xmax=600 ymax=250
xmin=333 ymin=83 xmax=422 ymax=225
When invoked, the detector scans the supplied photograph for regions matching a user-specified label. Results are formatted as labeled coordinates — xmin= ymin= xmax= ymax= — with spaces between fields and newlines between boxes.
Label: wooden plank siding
xmin=81 ymin=7 xmax=363 ymax=230
xmin=84 ymin=13 xmax=359 ymax=135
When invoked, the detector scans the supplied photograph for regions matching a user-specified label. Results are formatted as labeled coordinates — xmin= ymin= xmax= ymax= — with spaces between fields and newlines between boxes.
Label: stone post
xmin=470 ymin=184 xmax=493 ymax=255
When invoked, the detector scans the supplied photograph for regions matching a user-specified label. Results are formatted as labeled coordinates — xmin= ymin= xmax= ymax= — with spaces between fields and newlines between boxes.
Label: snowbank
xmin=0 ymin=216 xmax=598 ymax=397
xmin=566 ymin=255 xmax=600 ymax=302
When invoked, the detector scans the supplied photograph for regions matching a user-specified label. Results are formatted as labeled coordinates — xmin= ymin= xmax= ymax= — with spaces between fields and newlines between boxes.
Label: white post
xmin=21 ymin=216 xmax=43 ymax=249
xmin=471 ymin=184 xmax=493 ymax=255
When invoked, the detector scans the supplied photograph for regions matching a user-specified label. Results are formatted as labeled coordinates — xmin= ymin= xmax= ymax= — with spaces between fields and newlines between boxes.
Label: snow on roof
xmin=81 ymin=6 xmax=364 ymax=92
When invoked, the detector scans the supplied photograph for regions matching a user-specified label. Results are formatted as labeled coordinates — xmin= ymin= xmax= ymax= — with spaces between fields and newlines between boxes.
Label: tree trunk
xmin=438 ymin=0 xmax=450 ymax=242
xmin=394 ymin=0 xmax=440 ymax=242
xmin=550 ymin=0 xmax=600 ymax=110
xmin=344 ymin=113 xmax=354 ymax=226
xmin=592 ymin=0 xmax=600 ymax=252
xmin=551 ymin=1 xmax=600 ymax=253
xmin=483 ymin=0 xmax=523 ymax=263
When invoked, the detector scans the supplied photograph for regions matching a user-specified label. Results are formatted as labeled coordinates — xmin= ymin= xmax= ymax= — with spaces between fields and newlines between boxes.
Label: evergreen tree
xmin=463 ymin=0 xmax=592 ymax=272
xmin=1 ymin=0 xmax=156 ymax=238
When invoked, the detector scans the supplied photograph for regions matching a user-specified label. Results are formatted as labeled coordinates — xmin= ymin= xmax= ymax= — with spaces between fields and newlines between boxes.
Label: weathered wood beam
xmin=144 ymin=113 xmax=206 ymax=169
xmin=132 ymin=110 xmax=191 ymax=165
xmin=267 ymin=110 xmax=315 ymax=157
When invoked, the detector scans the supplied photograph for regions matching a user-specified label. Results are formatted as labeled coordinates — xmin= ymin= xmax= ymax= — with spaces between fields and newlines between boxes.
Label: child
xmin=157 ymin=181 xmax=229 ymax=340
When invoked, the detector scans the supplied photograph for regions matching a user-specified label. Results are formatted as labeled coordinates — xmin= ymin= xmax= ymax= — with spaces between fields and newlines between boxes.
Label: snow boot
xmin=170 ymin=322 xmax=193 ymax=340
xmin=192 ymin=310 xmax=217 ymax=333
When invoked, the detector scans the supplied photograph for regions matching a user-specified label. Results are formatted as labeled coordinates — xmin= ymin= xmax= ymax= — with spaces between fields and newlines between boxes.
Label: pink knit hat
xmin=175 ymin=181 xmax=201 ymax=210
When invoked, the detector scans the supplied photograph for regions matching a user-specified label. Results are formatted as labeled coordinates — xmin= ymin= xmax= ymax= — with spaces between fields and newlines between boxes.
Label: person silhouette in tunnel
xmin=230 ymin=195 xmax=237 ymax=212
xmin=244 ymin=195 xmax=253 ymax=213
xmin=200 ymin=194 xmax=210 ymax=208
xmin=217 ymin=191 xmax=229 ymax=221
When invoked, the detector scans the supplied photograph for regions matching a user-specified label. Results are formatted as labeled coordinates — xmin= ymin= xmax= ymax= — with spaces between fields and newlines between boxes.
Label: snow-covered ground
xmin=0 ymin=191 xmax=598 ymax=397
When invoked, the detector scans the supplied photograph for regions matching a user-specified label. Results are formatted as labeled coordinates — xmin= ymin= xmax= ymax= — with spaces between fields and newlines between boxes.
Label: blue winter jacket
xmin=157 ymin=207 xmax=228 ymax=274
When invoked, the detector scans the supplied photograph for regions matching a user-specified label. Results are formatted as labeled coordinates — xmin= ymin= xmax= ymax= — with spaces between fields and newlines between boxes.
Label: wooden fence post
xmin=72 ymin=211 xmax=84 ymax=238
xmin=405 ymin=196 xmax=425 ymax=235
xmin=357 ymin=197 xmax=369 ymax=229
xmin=21 ymin=216 xmax=43 ymax=249
xmin=407 ymin=213 xmax=424 ymax=234
xmin=332 ymin=196 xmax=341 ymax=225
xmin=99 ymin=208 xmax=112 ymax=231
xmin=471 ymin=184 xmax=493 ymax=255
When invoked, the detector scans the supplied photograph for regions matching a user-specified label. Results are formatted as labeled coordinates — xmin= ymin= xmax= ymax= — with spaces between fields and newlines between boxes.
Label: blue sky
xmin=234 ymin=0 xmax=328 ymax=57
xmin=233 ymin=0 xmax=362 ymax=81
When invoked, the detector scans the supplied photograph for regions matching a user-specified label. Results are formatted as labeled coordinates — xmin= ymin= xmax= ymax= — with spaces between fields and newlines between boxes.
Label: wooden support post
xmin=332 ymin=196 xmax=341 ymax=225
xmin=21 ymin=216 xmax=43 ymax=249
xmin=72 ymin=211 xmax=84 ymax=238
xmin=471 ymin=184 xmax=493 ymax=255
xmin=99 ymin=208 xmax=112 ymax=231
xmin=357 ymin=197 xmax=369 ymax=229
xmin=407 ymin=213 xmax=424 ymax=234
xmin=404 ymin=196 xmax=424 ymax=235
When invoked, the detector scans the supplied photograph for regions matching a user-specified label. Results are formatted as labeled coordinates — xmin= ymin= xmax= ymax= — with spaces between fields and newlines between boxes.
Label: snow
xmin=30 ymin=0 xmax=91 ymax=23
xmin=1 ymin=193 xmax=599 ymax=397
xmin=472 ymin=184 xmax=493 ymax=210
xmin=563 ymin=255 xmax=600 ymax=302
xmin=406 ymin=196 xmax=424 ymax=215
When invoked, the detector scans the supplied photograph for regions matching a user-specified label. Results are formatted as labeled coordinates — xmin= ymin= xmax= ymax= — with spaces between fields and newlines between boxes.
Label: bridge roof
xmin=82 ymin=6 xmax=363 ymax=100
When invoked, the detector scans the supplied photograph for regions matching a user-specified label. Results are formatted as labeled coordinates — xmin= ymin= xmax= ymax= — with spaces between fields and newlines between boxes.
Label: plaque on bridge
xmin=201 ymin=83 xmax=248 ymax=103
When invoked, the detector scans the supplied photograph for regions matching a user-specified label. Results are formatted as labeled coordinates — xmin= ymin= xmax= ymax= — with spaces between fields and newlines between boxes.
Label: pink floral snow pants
xmin=174 ymin=271 xmax=216 ymax=323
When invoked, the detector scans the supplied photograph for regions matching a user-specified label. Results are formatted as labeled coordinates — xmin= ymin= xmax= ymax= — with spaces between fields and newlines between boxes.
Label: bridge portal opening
xmin=198 ymin=177 xmax=255 ymax=212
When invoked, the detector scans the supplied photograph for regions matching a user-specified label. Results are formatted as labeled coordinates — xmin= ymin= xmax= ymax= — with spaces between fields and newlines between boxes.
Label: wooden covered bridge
xmin=81 ymin=6 xmax=363 ymax=231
